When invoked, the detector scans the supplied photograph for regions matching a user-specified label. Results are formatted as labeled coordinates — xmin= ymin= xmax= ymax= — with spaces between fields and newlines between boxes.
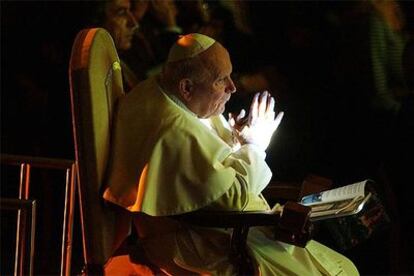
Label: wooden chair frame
xmin=0 ymin=154 xmax=76 ymax=276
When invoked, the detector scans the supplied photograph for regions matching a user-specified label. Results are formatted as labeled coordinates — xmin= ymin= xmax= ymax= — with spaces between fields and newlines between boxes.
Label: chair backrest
xmin=69 ymin=28 xmax=126 ymax=271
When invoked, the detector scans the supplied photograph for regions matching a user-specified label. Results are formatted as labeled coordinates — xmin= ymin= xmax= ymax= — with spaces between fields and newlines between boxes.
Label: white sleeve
xmin=225 ymin=144 xmax=271 ymax=195
xmin=203 ymin=144 xmax=272 ymax=211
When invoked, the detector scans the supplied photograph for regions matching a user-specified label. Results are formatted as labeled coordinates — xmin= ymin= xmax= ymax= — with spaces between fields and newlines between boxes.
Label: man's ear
xmin=178 ymin=78 xmax=193 ymax=102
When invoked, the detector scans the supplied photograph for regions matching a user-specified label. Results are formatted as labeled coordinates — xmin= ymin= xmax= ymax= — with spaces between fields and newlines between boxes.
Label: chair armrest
xmin=263 ymin=181 xmax=303 ymax=202
xmin=263 ymin=174 xmax=333 ymax=204
xmin=174 ymin=201 xmax=312 ymax=247
xmin=174 ymin=209 xmax=281 ymax=228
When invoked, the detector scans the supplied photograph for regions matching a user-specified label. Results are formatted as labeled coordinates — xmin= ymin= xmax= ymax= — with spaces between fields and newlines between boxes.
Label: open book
xmin=300 ymin=180 xmax=372 ymax=221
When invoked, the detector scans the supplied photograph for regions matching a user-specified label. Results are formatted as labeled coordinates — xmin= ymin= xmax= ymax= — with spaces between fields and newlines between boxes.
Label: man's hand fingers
xmin=258 ymin=91 xmax=268 ymax=117
xmin=249 ymin=93 xmax=260 ymax=125
xmin=228 ymin=113 xmax=235 ymax=127
xmin=266 ymin=96 xmax=275 ymax=116
xmin=229 ymin=117 xmax=235 ymax=127
xmin=237 ymin=109 xmax=246 ymax=121
xmin=272 ymin=111 xmax=284 ymax=131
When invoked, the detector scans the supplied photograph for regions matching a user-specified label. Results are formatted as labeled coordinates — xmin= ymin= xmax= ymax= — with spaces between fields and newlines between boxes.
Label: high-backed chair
xmin=69 ymin=28 xmax=133 ymax=274
xmin=69 ymin=28 xmax=329 ymax=275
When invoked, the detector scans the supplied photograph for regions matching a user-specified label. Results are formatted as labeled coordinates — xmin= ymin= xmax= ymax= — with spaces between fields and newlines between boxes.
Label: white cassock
xmin=103 ymin=76 xmax=359 ymax=275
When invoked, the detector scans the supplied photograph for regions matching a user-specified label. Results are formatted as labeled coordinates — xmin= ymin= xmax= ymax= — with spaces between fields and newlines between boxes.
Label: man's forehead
xmin=208 ymin=46 xmax=232 ymax=75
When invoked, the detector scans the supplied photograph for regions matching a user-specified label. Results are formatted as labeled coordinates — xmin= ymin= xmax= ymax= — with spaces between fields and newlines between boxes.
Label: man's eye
xmin=215 ymin=79 xmax=224 ymax=86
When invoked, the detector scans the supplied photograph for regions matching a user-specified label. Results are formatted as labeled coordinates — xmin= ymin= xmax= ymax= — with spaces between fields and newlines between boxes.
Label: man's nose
xmin=127 ymin=10 xmax=138 ymax=30
xmin=226 ymin=77 xmax=237 ymax=94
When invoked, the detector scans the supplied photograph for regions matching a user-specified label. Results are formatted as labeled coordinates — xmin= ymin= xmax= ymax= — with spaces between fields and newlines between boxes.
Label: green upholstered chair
xmin=69 ymin=28 xmax=135 ymax=274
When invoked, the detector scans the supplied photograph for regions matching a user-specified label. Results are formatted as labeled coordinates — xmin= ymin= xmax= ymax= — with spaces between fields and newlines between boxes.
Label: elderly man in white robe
xmin=103 ymin=33 xmax=359 ymax=275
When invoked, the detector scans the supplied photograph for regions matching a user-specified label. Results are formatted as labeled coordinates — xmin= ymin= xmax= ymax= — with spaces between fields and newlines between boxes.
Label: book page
xmin=309 ymin=192 xmax=372 ymax=221
xmin=309 ymin=199 xmax=354 ymax=218
xmin=301 ymin=180 xmax=367 ymax=206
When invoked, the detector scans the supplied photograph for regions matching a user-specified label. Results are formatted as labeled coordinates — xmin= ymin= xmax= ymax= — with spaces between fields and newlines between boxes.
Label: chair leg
xmin=230 ymin=226 xmax=254 ymax=275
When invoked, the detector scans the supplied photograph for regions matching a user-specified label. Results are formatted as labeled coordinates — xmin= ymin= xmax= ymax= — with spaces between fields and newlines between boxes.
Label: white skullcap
xmin=167 ymin=33 xmax=216 ymax=63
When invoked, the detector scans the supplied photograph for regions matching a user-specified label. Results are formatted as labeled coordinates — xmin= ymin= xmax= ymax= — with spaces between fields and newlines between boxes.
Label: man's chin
xmin=214 ymin=105 xmax=226 ymax=116
xmin=201 ymin=104 xmax=226 ymax=118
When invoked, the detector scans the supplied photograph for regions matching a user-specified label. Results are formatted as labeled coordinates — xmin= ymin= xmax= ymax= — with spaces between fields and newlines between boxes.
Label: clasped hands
xmin=229 ymin=91 xmax=284 ymax=151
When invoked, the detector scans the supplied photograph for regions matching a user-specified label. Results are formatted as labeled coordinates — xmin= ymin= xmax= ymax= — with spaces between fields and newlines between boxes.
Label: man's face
xmin=188 ymin=45 xmax=236 ymax=118
xmin=104 ymin=0 xmax=137 ymax=51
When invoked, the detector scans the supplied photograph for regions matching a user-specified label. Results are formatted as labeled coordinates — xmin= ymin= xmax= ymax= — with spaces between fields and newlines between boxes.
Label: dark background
xmin=1 ymin=1 xmax=413 ymax=275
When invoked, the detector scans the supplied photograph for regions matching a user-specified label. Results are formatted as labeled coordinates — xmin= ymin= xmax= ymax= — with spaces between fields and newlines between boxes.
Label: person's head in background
xmin=89 ymin=0 xmax=138 ymax=51
xmin=138 ymin=0 xmax=180 ymax=31
xmin=175 ymin=0 xmax=211 ymax=33
xmin=130 ymin=0 xmax=150 ymax=22
xmin=160 ymin=33 xmax=236 ymax=118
